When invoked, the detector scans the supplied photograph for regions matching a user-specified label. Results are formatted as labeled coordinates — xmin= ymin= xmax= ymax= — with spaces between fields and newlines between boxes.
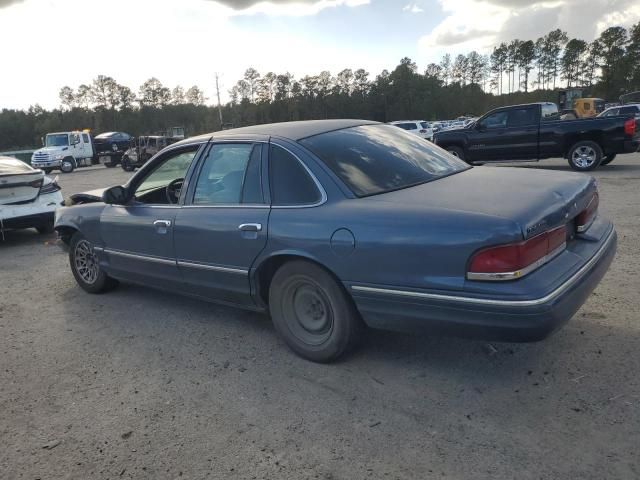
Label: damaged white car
xmin=0 ymin=156 xmax=64 ymax=236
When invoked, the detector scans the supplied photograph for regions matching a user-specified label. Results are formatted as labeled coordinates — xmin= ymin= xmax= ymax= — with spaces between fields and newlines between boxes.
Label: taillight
xmin=576 ymin=193 xmax=599 ymax=233
xmin=419 ymin=129 xmax=428 ymax=133
xmin=624 ymin=118 xmax=636 ymax=136
xmin=468 ymin=225 xmax=567 ymax=281
xmin=29 ymin=178 xmax=44 ymax=188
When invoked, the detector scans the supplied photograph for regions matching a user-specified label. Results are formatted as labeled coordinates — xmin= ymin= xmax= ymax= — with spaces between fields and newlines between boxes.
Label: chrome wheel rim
xmin=572 ymin=146 xmax=596 ymax=168
xmin=74 ymin=239 xmax=99 ymax=284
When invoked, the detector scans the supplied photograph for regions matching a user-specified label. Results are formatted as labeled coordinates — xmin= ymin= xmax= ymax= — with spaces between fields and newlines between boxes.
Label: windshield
xmin=299 ymin=124 xmax=469 ymax=197
xmin=45 ymin=134 xmax=69 ymax=147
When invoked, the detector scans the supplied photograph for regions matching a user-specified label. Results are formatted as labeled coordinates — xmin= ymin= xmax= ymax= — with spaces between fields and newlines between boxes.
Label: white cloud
xmin=403 ymin=3 xmax=424 ymax=13
xmin=419 ymin=0 xmax=640 ymax=58
xmin=0 ymin=0 xmax=375 ymax=109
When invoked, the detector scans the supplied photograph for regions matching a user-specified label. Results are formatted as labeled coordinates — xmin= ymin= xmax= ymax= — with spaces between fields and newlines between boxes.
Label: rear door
xmin=174 ymin=140 xmax=270 ymax=305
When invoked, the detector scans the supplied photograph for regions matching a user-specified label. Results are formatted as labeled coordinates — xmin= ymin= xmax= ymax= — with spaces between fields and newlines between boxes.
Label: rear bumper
xmin=349 ymin=227 xmax=617 ymax=342
xmin=623 ymin=139 xmax=640 ymax=153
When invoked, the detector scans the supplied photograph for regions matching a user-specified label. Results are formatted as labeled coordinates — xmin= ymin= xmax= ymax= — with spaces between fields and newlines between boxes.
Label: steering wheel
xmin=166 ymin=178 xmax=184 ymax=204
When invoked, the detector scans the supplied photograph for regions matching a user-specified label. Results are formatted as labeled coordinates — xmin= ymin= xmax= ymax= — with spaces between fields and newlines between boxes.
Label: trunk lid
xmin=0 ymin=157 xmax=44 ymax=205
xmin=368 ymin=167 xmax=597 ymax=239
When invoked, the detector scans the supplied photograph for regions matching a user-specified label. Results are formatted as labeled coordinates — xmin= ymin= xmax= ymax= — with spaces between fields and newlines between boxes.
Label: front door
xmin=467 ymin=106 xmax=539 ymax=161
xmin=174 ymin=142 xmax=269 ymax=305
xmin=100 ymin=145 xmax=201 ymax=289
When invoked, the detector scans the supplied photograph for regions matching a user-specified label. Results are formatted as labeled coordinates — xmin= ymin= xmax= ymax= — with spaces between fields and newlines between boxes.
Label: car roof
xmin=171 ymin=119 xmax=380 ymax=148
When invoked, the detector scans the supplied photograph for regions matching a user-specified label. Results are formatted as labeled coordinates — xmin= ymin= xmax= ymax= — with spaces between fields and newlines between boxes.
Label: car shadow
xmin=0 ymin=228 xmax=56 ymax=247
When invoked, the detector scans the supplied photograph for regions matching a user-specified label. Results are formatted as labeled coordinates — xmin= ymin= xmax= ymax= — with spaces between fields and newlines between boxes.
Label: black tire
xmin=121 ymin=156 xmax=134 ymax=172
xmin=69 ymin=232 xmax=118 ymax=294
xmin=104 ymin=159 xmax=117 ymax=168
xmin=91 ymin=155 xmax=99 ymax=165
xmin=567 ymin=141 xmax=603 ymax=171
xmin=60 ymin=157 xmax=75 ymax=173
xmin=446 ymin=146 xmax=466 ymax=161
xmin=42 ymin=168 xmax=53 ymax=174
xmin=36 ymin=221 xmax=54 ymax=234
xmin=269 ymin=260 xmax=363 ymax=362
xmin=601 ymin=153 xmax=617 ymax=166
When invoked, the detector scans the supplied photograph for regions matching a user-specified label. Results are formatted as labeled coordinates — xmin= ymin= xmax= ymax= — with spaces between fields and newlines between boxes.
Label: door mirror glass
xmin=102 ymin=185 xmax=128 ymax=205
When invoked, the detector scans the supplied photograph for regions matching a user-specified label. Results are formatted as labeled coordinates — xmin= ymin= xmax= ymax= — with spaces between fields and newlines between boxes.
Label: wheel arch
xmin=252 ymin=251 xmax=347 ymax=309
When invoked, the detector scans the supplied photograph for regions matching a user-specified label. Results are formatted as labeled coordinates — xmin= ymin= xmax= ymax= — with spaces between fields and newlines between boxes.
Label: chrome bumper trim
xmin=351 ymin=228 xmax=615 ymax=308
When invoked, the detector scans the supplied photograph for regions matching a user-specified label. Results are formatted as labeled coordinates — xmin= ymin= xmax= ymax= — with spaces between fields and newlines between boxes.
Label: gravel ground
xmin=1 ymin=156 xmax=639 ymax=479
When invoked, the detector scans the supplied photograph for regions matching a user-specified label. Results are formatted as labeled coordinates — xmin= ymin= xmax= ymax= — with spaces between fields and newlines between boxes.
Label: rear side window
xmin=193 ymin=143 xmax=262 ymax=205
xmin=82 ymin=133 xmax=89 ymax=143
xmin=541 ymin=103 xmax=559 ymax=121
xmin=269 ymin=146 xmax=321 ymax=206
xmin=396 ymin=123 xmax=417 ymax=130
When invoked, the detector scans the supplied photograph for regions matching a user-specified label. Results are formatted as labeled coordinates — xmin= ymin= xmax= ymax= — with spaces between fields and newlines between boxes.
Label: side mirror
xmin=102 ymin=185 xmax=128 ymax=205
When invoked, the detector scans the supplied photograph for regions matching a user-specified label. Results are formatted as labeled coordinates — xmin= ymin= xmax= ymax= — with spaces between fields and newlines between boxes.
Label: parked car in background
xmin=1 ymin=156 xmax=63 ymax=236
xmin=121 ymin=135 xmax=181 ymax=172
xmin=55 ymin=120 xmax=616 ymax=362
xmin=598 ymin=104 xmax=640 ymax=119
xmin=31 ymin=131 xmax=95 ymax=173
xmin=389 ymin=120 xmax=433 ymax=141
xmin=93 ymin=132 xmax=133 ymax=168
xmin=434 ymin=102 xmax=640 ymax=171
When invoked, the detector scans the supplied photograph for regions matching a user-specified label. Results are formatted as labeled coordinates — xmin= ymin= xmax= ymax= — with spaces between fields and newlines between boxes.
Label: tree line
xmin=1 ymin=24 xmax=638 ymax=150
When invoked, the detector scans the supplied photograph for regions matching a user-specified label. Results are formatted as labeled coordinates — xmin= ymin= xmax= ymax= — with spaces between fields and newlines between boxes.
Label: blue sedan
xmin=55 ymin=120 xmax=617 ymax=362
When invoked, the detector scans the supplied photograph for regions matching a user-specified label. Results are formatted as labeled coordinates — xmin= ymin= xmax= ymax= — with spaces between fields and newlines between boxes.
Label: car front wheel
xmin=69 ymin=232 xmax=118 ymax=293
xmin=60 ymin=157 xmax=75 ymax=173
xmin=446 ymin=146 xmax=466 ymax=161
xmin=269 ymin=260 xmax=363 ymax=362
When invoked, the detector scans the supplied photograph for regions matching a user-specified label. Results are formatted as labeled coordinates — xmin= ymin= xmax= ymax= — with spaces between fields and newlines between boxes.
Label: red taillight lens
xmin=624 ymin=118 xmax=636 ymax=136
xmin=468 ymin=225 xmax=567 ymax=280
xmin=576 ymin=193 xmax=599 ymax=232
xmin=29 ymin=178 xmax=44 ymax=188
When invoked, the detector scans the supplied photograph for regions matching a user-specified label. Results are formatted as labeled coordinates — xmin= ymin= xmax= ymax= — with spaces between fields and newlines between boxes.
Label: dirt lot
xmin=1 ymin=156 xmax=639 ymax=479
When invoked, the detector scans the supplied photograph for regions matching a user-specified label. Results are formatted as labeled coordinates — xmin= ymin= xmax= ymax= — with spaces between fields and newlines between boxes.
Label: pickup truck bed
xmin=434 ymin=102 xmax=640 ymax=171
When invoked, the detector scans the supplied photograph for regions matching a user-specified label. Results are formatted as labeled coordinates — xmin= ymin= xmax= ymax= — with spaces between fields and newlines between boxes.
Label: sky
xmin=0 ymin=0 xmax=639 ymax=110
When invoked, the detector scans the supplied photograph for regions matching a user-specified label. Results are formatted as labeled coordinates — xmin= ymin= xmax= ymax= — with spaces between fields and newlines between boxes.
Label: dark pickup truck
xmin=434 ymin=102 xmax=640 ymax=171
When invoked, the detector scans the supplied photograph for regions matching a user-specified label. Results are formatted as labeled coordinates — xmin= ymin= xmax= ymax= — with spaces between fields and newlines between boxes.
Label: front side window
xmin=507 ymin=108 xmax=537 ymax=127
xmin=134 ymin=148 xmax=198 ymax=203
xmin=193 ymin=143 xmax=262 ymax=205
xmin=299 ymin=124 xmax=468 ymax=198
xmin=481 ymin=111 xmax=508 ymax=129
xmin=269 ymin=146 xmax=321 ymax=206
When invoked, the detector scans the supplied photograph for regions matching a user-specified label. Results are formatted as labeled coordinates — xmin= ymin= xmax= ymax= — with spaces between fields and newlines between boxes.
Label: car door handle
xmin=238 ymin=223 xmax=262 ymax=232
xmin=154 ymin=220 xmax=172 ymax=228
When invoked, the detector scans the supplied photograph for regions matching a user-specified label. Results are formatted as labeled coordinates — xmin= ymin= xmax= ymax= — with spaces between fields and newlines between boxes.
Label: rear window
xmin=299 ymin=125 xmax=468 ymax=197
xmin=395 ymin=123 xmax=417 ymax=130
xmin=420 ymin=122 xmax=430 ymax=129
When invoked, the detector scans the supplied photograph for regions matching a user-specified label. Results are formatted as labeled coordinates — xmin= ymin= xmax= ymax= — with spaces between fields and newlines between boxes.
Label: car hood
xmin=367 ymin=167 xmax=596 ymax=239
xmin=35 ymin=146 xmax=69 ymax=154
xmin=69 ymin=187 xmax=107 ymax=204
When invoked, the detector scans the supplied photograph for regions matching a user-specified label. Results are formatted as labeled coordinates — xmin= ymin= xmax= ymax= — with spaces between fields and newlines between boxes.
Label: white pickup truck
xmin=31 ymin=131 xmax=95 ymax=173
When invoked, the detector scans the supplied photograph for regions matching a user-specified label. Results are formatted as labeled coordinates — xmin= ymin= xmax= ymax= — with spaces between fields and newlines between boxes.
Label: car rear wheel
xmin=601 ymin=153 xmax=617 ymax=166
xmin=446 ymin=146 xmax=465 ymax=161
xmin=269 ymin=260 xmax=363 ymax=362
xmin=104 ymin=158 xmax=117 ymax=168
xmin=69 ymin=232 xmax=118 ymax=294
xmin=60 ymin=157 xmax=75 ymax=173
xmin=568 ymin=141 xmax=603 ymax=171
